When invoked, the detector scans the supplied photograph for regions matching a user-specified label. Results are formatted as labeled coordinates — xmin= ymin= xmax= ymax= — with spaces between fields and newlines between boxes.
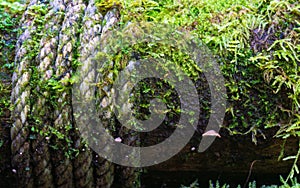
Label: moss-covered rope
xmin=92 ymin=9 xmax=120 ymax=188
xmin=29 ymin=0 xmax=73 ymax=187
xmin=72 ymin=0 xmax=102 ymax=187
xmin=50 ymin=0 xmax=86 ymax=187
xmin=11 ymin=0 xmax=47 ymax=186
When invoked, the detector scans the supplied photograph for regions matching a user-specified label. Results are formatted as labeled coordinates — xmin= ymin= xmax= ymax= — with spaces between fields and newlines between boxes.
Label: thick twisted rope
xmin=103 ymin=9 xmax=140 ymax=187
xmin=11 ymin=0 xmax=46 ymax=187
xmin=30 ymin=0 xmax=70 ymax=187
xmin=94 ymin=8 xmax=141 ymax=187
xmin=11 ymin=0 xmax=140 ymax=186
xmin=71 ymin=0 xmax=104 ymax=187
xmin=91 ymin=9 xmax=124 ymax=188
xmin=50 ymin=0 xmax=86 ymax=187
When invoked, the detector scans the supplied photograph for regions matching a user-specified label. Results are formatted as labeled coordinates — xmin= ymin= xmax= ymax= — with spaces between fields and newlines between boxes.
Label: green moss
xmin=96 ymin=0 xmax=122 ymax=16
xmin=94 ymin=0 xmax=300 ymax=182
xmin=3 ymin=0 xmax=299 ymax=183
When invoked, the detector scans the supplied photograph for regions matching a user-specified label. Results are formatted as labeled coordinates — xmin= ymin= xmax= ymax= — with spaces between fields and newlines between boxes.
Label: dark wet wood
xmin=147 ymin=130 xmax=297 ymax=173
xmin=143 ymin=129 xmax=298 ymax=187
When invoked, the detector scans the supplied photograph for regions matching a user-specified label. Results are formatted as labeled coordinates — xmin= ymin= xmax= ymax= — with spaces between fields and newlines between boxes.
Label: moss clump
xmin=96 ymin=0 xmax=122 ymax=16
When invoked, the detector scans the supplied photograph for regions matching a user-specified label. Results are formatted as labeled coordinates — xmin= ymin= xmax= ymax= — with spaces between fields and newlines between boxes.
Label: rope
xmin=11 ymin=0 xmax=45 ymax=187
xmin=30 ymin=0 xmax=70 ymax=187
xmin=51 ymin=0 xmax=85 ymax=187
xmin=72 ymin=0 xmax=103 ymax=187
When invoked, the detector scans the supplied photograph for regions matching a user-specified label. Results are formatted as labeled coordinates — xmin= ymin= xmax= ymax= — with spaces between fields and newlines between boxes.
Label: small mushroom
xmin=202 ymin=130 xmax=221 ymax=138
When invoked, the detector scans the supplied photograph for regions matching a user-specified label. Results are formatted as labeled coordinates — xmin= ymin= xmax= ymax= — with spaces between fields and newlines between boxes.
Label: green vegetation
xmin=0 ymin=0 xmax=24 ymax=116
xmin=96 ymin=0 xmax=300 ymax=183
xmin=0 ymin=0 xmax=24 ymax=70
xmin=1 ymin=0 xmax=299 ymax=186
xmin=181 ymin=178 xmax=300 ymax=188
